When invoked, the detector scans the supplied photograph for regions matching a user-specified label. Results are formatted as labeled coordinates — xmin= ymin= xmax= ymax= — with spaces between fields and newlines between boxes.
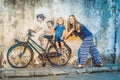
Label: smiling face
xmin=58 ymin=18 xmax=64 ymax=25
xmin=69 ymin=16 xmax=75 ymax=25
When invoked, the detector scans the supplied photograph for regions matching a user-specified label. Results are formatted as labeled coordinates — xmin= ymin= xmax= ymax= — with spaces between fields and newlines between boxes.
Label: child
xmin=44 ymin=21 xmax=54 ymax=35
xmin=30 ymin=14 xmax=54 ymax=46
xmin=29 ymin=14 xmax=46 ymax=65
xmin=30 ymin=14 xmax=46 ymax=46
xmin=54 ymin=17 xmax=66 ymax=52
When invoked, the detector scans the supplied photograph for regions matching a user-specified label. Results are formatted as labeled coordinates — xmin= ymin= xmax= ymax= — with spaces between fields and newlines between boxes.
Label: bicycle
xmin=7 ymin=30 xmax=71 ymax=68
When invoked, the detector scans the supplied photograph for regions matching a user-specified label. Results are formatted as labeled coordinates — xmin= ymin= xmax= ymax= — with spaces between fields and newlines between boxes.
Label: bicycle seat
xmin=44 ymin=35 xmax=53 ymax=40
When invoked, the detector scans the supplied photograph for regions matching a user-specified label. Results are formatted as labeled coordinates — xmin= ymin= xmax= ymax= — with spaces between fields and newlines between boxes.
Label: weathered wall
xmin=0 ymin=0 xmax=119 ymax=68
xmin=117 ymin=0 xmax=120 ymax=62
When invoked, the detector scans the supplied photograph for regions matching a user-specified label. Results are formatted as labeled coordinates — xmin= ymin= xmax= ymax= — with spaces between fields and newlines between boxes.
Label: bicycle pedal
xmin=42 ymin=62 xmax=46 ymax=67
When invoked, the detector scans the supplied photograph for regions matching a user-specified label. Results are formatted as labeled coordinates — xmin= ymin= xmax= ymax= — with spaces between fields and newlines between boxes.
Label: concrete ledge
xmin=111 ymin=66 xmax=119 ymax=71
xmin=34 ymin=68 xmax=51 ymax=76
xmin=76 ymin=68 xmax=87 ymax=74
xmin=50 ymin=68 xmax=66 ymax=75
xmin=86 ymin=67 xmax=111 ymax=73
xmin=16 ymin=70 xmax=34 ymax=77
xmin=0 ymin=64 xmax=120 ymax=78
xmin=4 ymin=70 xmax=16 ymax=77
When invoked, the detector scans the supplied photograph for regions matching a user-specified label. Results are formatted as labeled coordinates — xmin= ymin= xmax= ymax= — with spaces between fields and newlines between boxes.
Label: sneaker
xmin=95 ymin=63 xmax=103 ymax=67
xmin=60 ymin=48 xmax=65 ymax=53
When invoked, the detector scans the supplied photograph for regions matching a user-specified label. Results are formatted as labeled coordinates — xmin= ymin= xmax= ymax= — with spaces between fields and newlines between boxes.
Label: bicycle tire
xmin=7 ymin=43 xmax=33 ymax=68
xmin=47 ymin=44 xmax=71 ymax=66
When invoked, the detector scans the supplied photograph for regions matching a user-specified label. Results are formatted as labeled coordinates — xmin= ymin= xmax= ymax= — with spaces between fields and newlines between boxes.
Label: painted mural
xmin=0 ymin=0 xmax=119 ymax=68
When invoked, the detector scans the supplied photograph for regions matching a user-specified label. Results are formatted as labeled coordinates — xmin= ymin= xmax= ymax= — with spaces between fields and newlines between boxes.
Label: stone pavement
xmin=0 ymin=64 xmax=120 ymax=78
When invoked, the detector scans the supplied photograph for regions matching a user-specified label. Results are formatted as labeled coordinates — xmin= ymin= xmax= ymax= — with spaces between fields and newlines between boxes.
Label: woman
xmin=65 ymin=15 xmax=103 ymax=68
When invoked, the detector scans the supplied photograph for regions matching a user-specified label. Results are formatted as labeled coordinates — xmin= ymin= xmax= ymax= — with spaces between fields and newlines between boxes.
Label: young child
xmin=54 ymin=17 xmax=66 ymax=52
xmin=30 ymin=14 xmax=54 ymax=46
xmin=29 ymin=14 xmax=47 ymax=65
xmin=30 ymin=14 xmax=46 ymax=46
xmin=44 ymin=21 xmax=54 ymax=35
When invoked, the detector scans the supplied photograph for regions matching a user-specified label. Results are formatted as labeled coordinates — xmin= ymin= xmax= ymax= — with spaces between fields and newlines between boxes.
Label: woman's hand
xmin=44 ymin=31 xmax=47 ymax=34
xmin=65 ymin=28 xmax=74 ymax=40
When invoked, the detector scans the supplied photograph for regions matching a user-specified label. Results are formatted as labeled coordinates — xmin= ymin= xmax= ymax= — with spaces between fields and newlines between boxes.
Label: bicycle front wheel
xmin=47 ymin=44 xmax=71 ymax=66
xmin=7 ymin=43 xmax=33 ymax=68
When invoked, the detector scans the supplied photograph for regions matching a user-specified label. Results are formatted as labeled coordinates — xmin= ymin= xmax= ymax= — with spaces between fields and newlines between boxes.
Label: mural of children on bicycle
xmin=29 ymin=14 xmax=47 ymax=46
xmin=28 ymin=13 xmax=103 ymax=68
xmin=1 ymin=0 xmax=119 ymax=69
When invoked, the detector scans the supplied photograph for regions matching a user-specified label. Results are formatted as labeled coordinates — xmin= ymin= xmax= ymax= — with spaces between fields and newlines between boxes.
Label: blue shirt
xmin=74 ymin=24 xmax=92 ymax=40
xmin=55 ymin=24 xmax=65 ymax=38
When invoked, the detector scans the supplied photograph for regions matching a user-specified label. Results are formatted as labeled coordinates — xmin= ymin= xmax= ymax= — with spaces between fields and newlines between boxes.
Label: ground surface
xmin=1 ymin=72 xmax=120 ymax=80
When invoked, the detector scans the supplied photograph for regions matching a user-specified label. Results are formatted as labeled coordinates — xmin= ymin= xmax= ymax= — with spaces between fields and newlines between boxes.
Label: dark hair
xmin=47 ymin=20 xmax=54 ymax=25
xmin=36 ymin=14 xmax=46 ymax=20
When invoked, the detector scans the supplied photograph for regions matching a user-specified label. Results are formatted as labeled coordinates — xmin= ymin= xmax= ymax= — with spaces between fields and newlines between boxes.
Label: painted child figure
xmin=29 ymin=14 xmax=46 ymax=46
xmin=54 ymin=17 xmax=66 ymax=52
xmin=44 ymin=21 xmax=54 ymax=35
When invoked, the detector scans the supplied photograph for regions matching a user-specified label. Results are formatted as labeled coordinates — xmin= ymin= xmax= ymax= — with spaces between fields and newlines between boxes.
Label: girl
xmin=65 ymin=15 xmax=103 ymax=68
xmin=54 ymin=17 xmax=66 ymax=52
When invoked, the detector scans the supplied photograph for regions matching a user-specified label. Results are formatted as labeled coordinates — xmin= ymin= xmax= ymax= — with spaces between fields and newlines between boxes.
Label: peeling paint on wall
xmin=0 ymin=0 xmax=119 ymax=67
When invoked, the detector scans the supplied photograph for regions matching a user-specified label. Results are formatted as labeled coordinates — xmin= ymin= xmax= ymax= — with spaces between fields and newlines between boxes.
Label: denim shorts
xmin=54 ymin=37 xmax=64 ymax=42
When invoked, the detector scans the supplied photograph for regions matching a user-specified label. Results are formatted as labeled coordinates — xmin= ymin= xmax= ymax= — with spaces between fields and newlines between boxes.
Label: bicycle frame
xmin=7 ymin=31 xmax=71 ymax=68
xmin=24 ymin=36 xmax=53 ymax=59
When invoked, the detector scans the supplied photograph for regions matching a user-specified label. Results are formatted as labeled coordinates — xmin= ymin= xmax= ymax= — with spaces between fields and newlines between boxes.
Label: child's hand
xmin=52 ymin=35 xmax=55 ymax=40
xmin=44 ymin=31 xmax=47 ymax=33
xmin=60 ymin=36 xmax=66 ymax=42
xmin=63 ymin=37 xmax=67 ymax=42
xmin=64 ymin=39 xmax=66 ymax=43
xmin=60 ymin=36 xmax=64 ymax=40
xmin=29 ymin=29 xmax=36 ymax=33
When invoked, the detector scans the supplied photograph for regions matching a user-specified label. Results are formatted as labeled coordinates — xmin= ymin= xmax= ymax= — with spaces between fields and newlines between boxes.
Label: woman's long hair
xmin=67 ymin=15 xmax=78 ymax=32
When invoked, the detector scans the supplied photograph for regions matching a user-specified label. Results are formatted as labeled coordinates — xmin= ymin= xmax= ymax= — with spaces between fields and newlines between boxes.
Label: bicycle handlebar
xmin=28 ymin=29 xmax=35 ymax=37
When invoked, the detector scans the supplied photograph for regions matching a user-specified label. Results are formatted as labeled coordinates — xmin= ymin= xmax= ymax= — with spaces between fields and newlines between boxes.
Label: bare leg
xmin=38 ymin=34 xmax=44 ymax=46
xmin=38 ymin=34 xmax=45 ymax=54
xmin=60 ymin=42 xmax=64 ymax=48
xmin=56 ymin=42 xmax=59 ymax=49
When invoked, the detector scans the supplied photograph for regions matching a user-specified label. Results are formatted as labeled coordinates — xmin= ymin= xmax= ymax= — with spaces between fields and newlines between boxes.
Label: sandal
xmin=76 ymin=64 xmax=85 ymax=69
xmin=61 ymin=48 xmax=65 ymax=54
xmin=57 ymin=48 xmax=61 ymax=53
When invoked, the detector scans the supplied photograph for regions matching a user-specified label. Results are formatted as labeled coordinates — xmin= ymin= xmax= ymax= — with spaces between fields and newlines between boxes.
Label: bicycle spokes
xmin=19 ymin=47 xmax=27 ymax=58
xmin=7 ymin=44 xmax=33 ymax=68
xmin=47 ymin=45 xmax=71 ymax=66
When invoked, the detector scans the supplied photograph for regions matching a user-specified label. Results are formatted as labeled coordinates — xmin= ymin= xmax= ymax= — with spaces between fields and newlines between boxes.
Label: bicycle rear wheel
xmin=47 ymin=44 xmax=71 ymax=66
xmin=7 ymin=43 xmax=33 ymax=68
